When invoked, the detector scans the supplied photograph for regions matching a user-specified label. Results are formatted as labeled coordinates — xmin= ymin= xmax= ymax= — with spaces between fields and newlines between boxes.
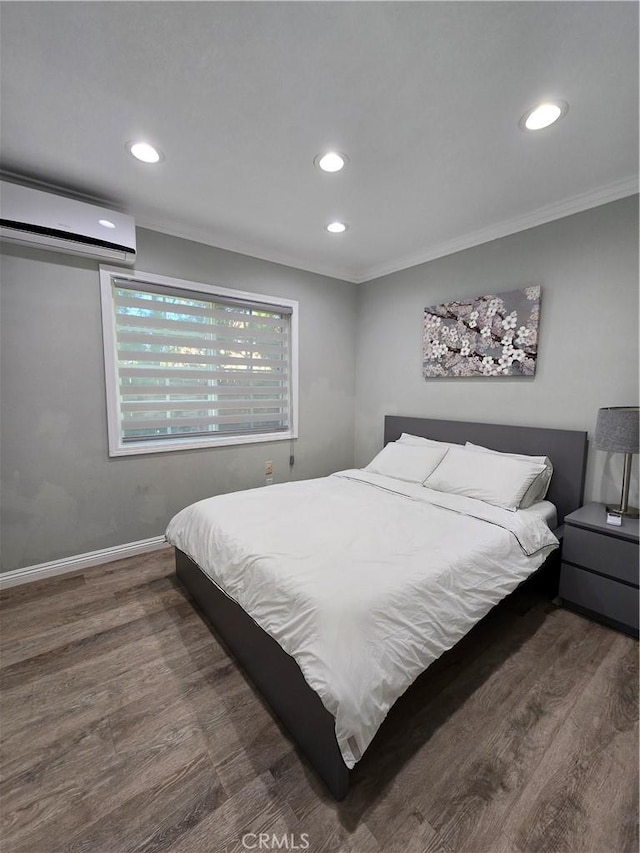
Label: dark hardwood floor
xmin=1 ymin=549 xmax=637 ymax=853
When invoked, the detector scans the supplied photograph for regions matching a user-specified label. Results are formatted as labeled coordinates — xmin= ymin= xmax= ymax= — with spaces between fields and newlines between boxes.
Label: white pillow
xmin=365 ymin=441 xmax=448 ymax=483
xmin=465 ymin=442 xmax=553 ymax=508
xmin=423 ymin=446 xmax=546 ymax=511
xmin=397 ymin=432 xmax=461 ymax=450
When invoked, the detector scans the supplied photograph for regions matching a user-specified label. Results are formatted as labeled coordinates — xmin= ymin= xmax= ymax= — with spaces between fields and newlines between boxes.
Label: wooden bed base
xmin=174 ymin=416 xmax=588 ymax=800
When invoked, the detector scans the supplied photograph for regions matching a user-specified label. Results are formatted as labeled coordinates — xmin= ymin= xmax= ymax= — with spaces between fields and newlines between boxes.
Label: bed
xmin=168 ymin=416 xmax=588 ymax=800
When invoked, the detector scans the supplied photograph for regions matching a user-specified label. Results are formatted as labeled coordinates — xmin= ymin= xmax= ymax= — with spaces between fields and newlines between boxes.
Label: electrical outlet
xmin=264 ymin=461 xmax=273 ymax=476
xmin=265 ymin=476 xmax=274 ymax=486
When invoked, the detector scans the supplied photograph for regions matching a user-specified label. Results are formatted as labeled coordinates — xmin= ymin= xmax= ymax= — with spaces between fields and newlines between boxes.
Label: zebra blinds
xmin=110 ymin=279 xmax=292 ymax=443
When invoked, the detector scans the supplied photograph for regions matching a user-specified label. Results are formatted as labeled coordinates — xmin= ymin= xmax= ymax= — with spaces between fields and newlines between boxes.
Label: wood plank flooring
xmin=1 ymin=549 xmax=637 ymax=853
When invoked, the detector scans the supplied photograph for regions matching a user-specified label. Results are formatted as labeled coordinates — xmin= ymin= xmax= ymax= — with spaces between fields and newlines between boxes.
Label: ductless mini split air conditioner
xmin=0 ymin=180 xmax=136 ymax=264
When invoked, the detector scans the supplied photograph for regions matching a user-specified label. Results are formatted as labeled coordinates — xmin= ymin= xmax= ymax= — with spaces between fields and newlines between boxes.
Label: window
xmin=100 ymin=267 xmax=298 ymax=456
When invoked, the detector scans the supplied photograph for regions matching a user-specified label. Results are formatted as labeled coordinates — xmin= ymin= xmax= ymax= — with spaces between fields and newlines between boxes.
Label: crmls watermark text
xmin=241 ymin=833 xmax=310 ymax=850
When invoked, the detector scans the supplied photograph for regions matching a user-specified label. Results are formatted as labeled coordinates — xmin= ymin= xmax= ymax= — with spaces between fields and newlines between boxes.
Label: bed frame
xmin=175 ymin=416 xmax=588 ymax=800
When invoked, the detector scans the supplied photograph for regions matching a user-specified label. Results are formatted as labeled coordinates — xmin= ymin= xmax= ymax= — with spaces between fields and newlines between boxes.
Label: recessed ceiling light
xmin=126 ymin=141 xmax=163 ymax=163
xmin=519 ymin=101 xmax=569 ymax=131
xmin=98 ymin=219 xmax=116 ymax=229
xmin=315 ymin=152 xmax=348 ymax=173
xmin=326 ymin=221 xmax=348 ymax=233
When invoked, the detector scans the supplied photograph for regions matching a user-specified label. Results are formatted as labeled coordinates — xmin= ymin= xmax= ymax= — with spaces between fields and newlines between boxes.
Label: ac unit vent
xmin=0 ymin=181 xmax=136 ymax=264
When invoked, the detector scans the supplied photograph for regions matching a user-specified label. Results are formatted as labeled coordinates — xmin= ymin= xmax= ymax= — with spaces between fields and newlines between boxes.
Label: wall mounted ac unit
xmin=0 ymin=181 xmax=136 ymax=264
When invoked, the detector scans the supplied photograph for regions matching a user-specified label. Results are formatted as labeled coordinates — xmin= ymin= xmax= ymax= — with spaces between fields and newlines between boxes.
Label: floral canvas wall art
xmin=423 ymin=286 xmax=540 ymax=378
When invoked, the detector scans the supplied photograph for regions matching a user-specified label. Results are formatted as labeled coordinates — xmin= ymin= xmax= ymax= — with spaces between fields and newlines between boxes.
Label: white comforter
xmin=165 ymin=470 xmax=558 ymax=768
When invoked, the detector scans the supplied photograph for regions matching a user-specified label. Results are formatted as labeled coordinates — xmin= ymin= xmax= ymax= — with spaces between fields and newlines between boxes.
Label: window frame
xmin=99 ymin=265 xmax=299 ymax=457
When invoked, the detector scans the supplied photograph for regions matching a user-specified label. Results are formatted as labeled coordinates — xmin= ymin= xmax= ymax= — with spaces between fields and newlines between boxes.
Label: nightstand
xmin=559 ymin=502 xmax=639 ymax=637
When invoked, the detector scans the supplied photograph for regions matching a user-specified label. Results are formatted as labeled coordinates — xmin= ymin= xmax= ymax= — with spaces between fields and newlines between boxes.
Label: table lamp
xmin=594 ymin=406 xmax=639 ymax=518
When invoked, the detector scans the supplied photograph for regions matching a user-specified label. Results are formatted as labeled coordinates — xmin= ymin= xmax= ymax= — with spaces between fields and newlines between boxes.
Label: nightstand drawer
xmin=560 ymin=563 xmax=639 ymax=632
xmin=563 ymin=525 xmax=639 ymax=586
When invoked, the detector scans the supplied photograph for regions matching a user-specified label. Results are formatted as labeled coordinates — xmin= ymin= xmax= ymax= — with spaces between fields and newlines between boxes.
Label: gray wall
xmin=2 ymin=196 xmax=638 ymax=571
xmin=0 ymin=229 xmax=357 ymax=571
xmin=355 ymin=196 xmax=639 ymax=509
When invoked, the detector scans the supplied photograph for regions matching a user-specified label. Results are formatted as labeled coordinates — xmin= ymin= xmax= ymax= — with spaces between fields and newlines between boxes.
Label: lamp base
xmin=605 ymin=503 xmax=639 ymax=519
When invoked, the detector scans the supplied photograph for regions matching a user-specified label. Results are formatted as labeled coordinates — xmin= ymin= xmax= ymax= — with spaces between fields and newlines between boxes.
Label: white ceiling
xmin=1 ymin=2 xmax=637 ymax=283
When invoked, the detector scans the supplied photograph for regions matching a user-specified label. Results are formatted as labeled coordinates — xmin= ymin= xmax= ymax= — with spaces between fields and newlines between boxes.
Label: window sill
xmin=108 ymin=429 xmax=297 ymax=457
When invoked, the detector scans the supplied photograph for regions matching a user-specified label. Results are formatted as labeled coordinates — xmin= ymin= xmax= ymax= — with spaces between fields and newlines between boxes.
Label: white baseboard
xmin=0 ymin=536 xmax=170 ymax=590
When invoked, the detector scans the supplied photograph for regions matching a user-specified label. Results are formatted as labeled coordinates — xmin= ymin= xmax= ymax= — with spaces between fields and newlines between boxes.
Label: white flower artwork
xmin=423 ymin=286 xmax=541 ymax=378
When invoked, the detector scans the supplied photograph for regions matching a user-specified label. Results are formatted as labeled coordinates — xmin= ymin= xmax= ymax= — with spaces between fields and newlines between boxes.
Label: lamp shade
xmin=594 ymin=406 xmax=639 ymax=454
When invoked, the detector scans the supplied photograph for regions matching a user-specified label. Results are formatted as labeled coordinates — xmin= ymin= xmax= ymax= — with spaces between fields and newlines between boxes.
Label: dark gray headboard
xmin=384 ymin=416 xmax=588 ymax=524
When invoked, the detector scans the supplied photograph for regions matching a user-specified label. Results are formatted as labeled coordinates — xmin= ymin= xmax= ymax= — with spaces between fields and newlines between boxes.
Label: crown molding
xmin=4 ymin=170 xmax=635 ymax=286
xmin=134 ymin=216 xmax=357 ymax=284
xmin=355 ymin=176 xmax=639 ymax=284
xmin=140 ymin=176 xmax=637 ymax=285
xmin=0 ymin=171 xmax=355 ymax=282
xmin=0 ymin=169 xmax=125 ymax=209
